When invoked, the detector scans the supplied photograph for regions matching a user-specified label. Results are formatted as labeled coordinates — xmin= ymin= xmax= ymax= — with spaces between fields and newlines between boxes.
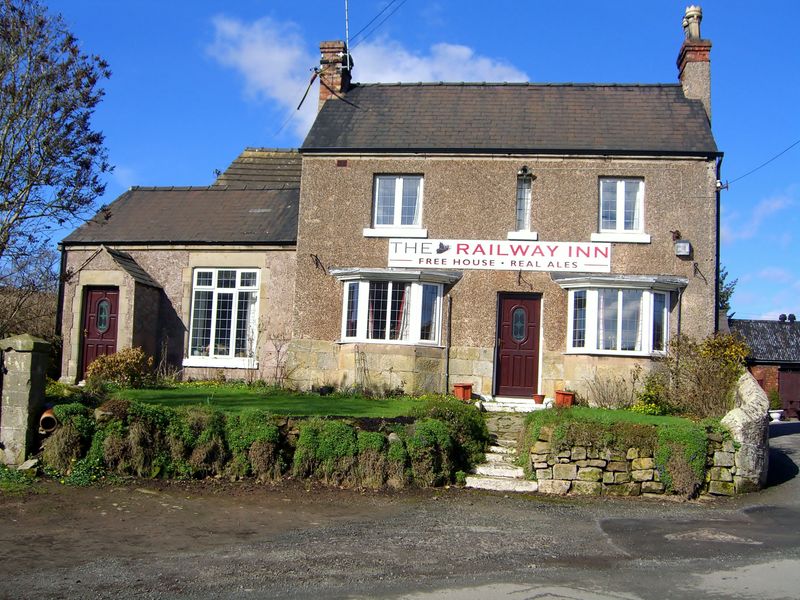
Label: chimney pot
xmin=683 ymin=6 xmax=703 ymax=40
xmin=317 ymin=41 xmax=352 ymax=112
xmin=779 ymin=314 xmax=787 ymax=322
xmin=789 ymin=314 xmax=797 ymax=323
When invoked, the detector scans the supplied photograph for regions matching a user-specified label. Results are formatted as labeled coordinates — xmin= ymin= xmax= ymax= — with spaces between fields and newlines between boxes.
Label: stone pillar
xmin=0 ymin=334 xmax=51 ymax=466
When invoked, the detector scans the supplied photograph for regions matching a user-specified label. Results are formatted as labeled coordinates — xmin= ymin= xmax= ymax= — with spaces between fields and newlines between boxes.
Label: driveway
xmin=1 ymin=422 xmax=799 ymax=599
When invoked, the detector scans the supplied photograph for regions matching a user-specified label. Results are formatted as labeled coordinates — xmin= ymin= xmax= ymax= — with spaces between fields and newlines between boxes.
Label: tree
xmin=0 ymin=0 xmax=111 ymax=263
xmin=0 ymin=0 xmax=111 ymax=337
xmin=718 ymin=264 xmax=737 ymax=312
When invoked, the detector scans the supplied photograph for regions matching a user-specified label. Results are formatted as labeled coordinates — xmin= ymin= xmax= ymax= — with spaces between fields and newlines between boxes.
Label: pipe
xmin=39 ymin=408 xmax=58 ymax=434
xmin=444 ymin=294 xmax=452 ymax=394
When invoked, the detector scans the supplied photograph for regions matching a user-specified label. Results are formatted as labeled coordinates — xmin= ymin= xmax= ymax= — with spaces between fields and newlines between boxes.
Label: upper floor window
xmin=364 ymin=175 xmax=427 ymax=238
xmin=507 ymin=170 xmax=538 ymax=241
xmin=185 ymin=268 xmax=260 ymax=368
xmin=591 ymin=178 xmax=650 ymax=243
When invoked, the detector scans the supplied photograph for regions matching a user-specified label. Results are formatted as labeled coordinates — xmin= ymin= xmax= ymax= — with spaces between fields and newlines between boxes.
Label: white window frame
xmin=507 ymin=173 xmax=538 ymax=241
xmin=590 ymin=178 xmax=650 ymax=244
xmin=566 ymin=287 xmax=669 ymax=356
xmin=183 ymin=268 xmax=260 ymax=369
xmin=340 ymin=279 xmax=443 ymax=346
xmin=363 ymin=175 xmax=428 ymax=238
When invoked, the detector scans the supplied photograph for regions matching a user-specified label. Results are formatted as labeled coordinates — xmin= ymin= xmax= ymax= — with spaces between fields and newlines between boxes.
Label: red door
xmin=81 ymin=287 xmax=119 ymax=378
xmin=779 ymin=369 xmax=800 ymax=419
xmin=495 ymin=294 xmax=541 ymax=397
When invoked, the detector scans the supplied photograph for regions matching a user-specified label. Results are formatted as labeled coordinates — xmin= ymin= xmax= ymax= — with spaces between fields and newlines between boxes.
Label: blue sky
xmin=46 ymin=0 xmax=799 ymax=320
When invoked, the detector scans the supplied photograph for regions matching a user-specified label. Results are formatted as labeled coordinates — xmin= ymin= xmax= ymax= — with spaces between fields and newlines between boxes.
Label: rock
xmin=577 ymin=467 xmax=603 ymax=482
xmin=603 ymin=482 xmax=641 ymax=496
xmin=532 ymin=441 xmax=551 ymax=454
xmin=632 ymin=469 xmax=654 ymax=482
xmin=641 ymin=481 xmax=665 ymax=493
xmin=626 ymin=448 xmax=639 ymax=460
xmin=631 ymin=457 xmax=655 ymax=470
xmin=538 ymin=479 xmax=571 ymax=495
xmin=388 ymin=432 xmax=401 ymax=443
xmin=552 ymin=464 xmax=578 ymax=480
xmin=538 ymin=426 xmax=553 ymax=442
xmin=535 ymin=468 xmax=553 ymax=480
xmin=94 ymin=408 xmax=114 ymax=423
xmin=607 ymin=461 xmax=629 ymax=472
xmin=614 ymin=472 xmax=631 ymax=484
xmin=571 ymin=446 xmax=587 ymax=460
xmin=17 ymin=458 xmax=39 ymax=471
xmin=721 ymin=371 xmax=769 ymax=491
xmin=709 ymin=467 xmax=733 ymax=482
xmin=713 ymin=451 xmax=735 ymax=467
xmin=602 ymin=472 xmax=614 ymax=484
xmin=708 ymin=480 xmax=735 ymax=496
xmin=570 ymin=481 xmax=602 ymax=496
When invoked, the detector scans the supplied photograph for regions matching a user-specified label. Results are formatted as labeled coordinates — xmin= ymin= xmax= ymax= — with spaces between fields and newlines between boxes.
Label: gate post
xmin=0 ymin=334 xmax=51 ymax=466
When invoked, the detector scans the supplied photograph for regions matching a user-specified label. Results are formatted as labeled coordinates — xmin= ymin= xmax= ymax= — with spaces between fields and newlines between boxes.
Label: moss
xmin=412 ymin=396 xmax=489 ymax=470
xmin=406 ymin=418 xmax=453 ymax=487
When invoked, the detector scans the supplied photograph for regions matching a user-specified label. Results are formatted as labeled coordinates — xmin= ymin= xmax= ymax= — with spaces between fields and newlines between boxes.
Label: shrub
xmin=655 ymin=425 xmax=709 ymax=497
xmin=412 ymin=396 xmax=489 ymax=470
xmin=659 ymin=334 xmax=749 ymax=418
xmin=583 ymin=368 xmax=639 ymax=409
xmin=85 ymin=347 xmax=154 ymax=389
xmin=768 ymin=389 xmax=782 ymax=411
xmin=357 ymin=431 xmax=387 ymax=488
xmin=386 ymin=437 xmax=409 ymax=489
xmin=316 ymin=420 xmax=358 ymax=485
xmin=225 ymin=409 xmax=281 ymax=480
xmin=406 ymin=418 xmax=453 ymax=486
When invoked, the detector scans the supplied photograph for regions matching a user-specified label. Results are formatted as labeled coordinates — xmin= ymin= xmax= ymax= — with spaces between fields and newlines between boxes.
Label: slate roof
xmin=729 ymin=319 xmax=800 ymax=364
xmin=105 ymin=248 xmax=161 ymax=288
xmin=302 ymin=83 xmax=719 ymax=156
xmin=213 ymin=148 xmax=301 ymax=188
xmin=62 ymin=187 xmax=298 ymax=245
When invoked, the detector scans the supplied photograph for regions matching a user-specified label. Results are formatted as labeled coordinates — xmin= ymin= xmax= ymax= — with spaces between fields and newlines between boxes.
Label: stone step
xmin=485 ymin=452 xmax=517 ymax=464
xmin=488 ymin=445 xmax=515 ymax=455
xmin=465 ymin=475 xmax=539 ymax=493
xmin=474 ymin=463 xmax=525 ymax=478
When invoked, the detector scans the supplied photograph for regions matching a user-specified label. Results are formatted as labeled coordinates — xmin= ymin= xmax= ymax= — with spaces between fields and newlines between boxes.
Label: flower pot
xmin=769 ymin=409 xmax=784 ymax=423
xmin=533 ymin=394 xmax=545 ymax=404
xmin=555 ymin=390 xmax=575 ymax=408
xmin=453 ymin=383 xmax=473 ymax=401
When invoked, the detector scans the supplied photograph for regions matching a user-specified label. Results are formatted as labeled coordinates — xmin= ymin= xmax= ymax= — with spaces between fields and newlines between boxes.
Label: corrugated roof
xmin=105 ymin=247 xmax=161 ymax=288
xmin=729 ymin=319 xmax=800 ymax=364
xmin=213 ymin=148 xmax=301 ymax=188
xmin=302 ymin=83 xmax=719 ymax=156
xmin=62 ymin=187 xmax=298 ymax=245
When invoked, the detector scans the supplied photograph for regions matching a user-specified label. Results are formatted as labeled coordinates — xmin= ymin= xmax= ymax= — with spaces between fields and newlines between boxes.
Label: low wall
xmin=528 ymin=426 xmax=741 ymax=497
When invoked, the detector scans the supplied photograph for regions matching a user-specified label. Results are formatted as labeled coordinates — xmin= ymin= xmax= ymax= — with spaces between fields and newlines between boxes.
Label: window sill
xmin=183 ymin=357 xmax=259 ymax=369
xmin=564 ymin=349 xmax=663 ymax=358
xmin=506 ymin=230 xmax=539 ymax=241
xmin=590 ymin=232 xmax=651 ymax=244
xmin=363 ymin=227 xmax=428 ymax=238
xmin=337 ymin=339 xmax=443 ymax=348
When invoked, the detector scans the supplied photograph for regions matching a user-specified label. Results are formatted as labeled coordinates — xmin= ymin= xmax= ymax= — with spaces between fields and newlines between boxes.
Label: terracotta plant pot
xmin=555 ymin=390 xmax=575 ymax=408
xmin=533 ymin=394 xmax=545 ymax=404
xmin=452 ymin=383 xmax=473 ymax=401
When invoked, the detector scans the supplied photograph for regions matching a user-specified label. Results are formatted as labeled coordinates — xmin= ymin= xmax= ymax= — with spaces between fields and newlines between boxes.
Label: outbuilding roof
xmin=729 ymin=319 xmax=800 ymax=364
xmin=62 ymin=186 xmax=298 ymax=245
xmin=302 ymin=83 xmax=719 ymax=156
xmin=213 ymin=148 xmax=301 ymax=188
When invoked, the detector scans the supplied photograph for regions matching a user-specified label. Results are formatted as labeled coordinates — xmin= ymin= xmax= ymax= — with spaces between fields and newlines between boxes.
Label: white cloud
xmin=722 ymin=190 xmax=795 ymax=243
xmin=354 ymin=39 xmax=528 ymax=83
xmin=756 ymin=266 xmax=794 ymax=283
xmin=207 ymin=15 xmax=318 ymax=138
xmin=207 ymin=16 xmax=528 ymax=140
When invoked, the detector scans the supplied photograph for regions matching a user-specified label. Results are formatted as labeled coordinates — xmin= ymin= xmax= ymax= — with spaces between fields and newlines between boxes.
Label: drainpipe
xmin=714 ymin=155 xmax=723 ymax=333
xmin=444 ymin=294 xmax=452 ymax=394
xmin=677 ymin=286 xmax=684 ymax=338
xmin=55 ymin=244 xmax=67 ymax=339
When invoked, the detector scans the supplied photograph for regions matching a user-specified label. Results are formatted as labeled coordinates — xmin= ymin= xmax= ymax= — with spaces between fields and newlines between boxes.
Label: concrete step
xmin=483 ymin=399 xmax=552 ymax=413
xmin=474 ymin=463 xmax=525 ymax=478
xmin=495 ymin=438 xmax=520 ymax=448
xmin=465 ymin=474 xmax=539 ymax=493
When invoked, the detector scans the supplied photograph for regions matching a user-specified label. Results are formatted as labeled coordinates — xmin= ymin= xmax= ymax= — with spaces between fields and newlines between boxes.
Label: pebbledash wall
xmin=288 ymin=155 xmax=717 ymax=397
xmin=60 ymin=245 xmax=296 ymax=382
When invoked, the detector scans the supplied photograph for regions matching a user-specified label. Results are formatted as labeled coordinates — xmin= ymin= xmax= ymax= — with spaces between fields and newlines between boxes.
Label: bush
xmin=225 ymin=409 xmax=281 ymax=480
xmin=658 ymin=334 xmax=749 ymax=418
xmin=768 ymin=389 xmax=782 ymax=411
xmin=86 ymin=347 xmax=154 ymax=389
xmin=386 ymin=437 xmax=409 ymax=489
xmin=412 ymin=396 xmax=489 ymax=470
xmin=406 ymin=418 xmax=453 ymax=486
xmin=583 ymin=368 xmax=639 ymax=409
xmin=292 ymin=419 xmax=358 ymax=485
xmin=357 ymin=431 xmax=387 ymax=488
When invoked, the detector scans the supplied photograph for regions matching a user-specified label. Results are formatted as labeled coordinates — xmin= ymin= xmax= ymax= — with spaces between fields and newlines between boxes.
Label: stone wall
xmin=527 ymin=425 xmax=741 ymax=498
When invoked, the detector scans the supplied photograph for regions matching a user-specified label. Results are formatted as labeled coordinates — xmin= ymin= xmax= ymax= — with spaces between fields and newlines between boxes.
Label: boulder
xmin=720 ymin=372 xmax=769 ymax=492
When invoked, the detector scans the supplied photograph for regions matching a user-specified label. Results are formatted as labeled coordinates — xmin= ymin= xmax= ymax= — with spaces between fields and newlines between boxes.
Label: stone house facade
xmin=287 ymin=6 xmax=721 ymax=406
xmin=58 ymin=150 xmax=299 ymax=383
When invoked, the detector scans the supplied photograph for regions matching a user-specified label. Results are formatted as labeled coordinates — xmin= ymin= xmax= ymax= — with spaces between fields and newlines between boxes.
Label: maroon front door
xmin=495 ymin=293 xmax=541 ymax=397
xmin=81 ymin=287 xmax=119 ymax=379
xmin=779 ymin=369 xmax=800 ymax=419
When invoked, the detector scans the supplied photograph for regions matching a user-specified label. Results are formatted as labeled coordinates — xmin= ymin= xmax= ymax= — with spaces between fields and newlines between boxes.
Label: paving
xmin=0 ymin=422 xmax=798 ymax=599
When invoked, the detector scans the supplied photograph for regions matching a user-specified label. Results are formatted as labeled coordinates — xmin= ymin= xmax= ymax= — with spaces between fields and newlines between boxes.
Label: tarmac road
xmin=1 ymin=422 xmax=799 ymax=600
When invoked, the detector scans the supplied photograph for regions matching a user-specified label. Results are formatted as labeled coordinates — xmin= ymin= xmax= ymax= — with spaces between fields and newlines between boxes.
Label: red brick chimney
xmin=677 ymin=6 xmax=712 ymax=121
xmin=318 ymin=41 xmax=352 ymax=112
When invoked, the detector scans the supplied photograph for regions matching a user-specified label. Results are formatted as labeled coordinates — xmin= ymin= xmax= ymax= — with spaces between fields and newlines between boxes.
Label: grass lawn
xmin=112 ymin=385 xmax=423 ymax=417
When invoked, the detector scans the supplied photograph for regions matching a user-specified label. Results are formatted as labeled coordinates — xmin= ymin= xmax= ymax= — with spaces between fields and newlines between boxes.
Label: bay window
xmin=568 ymin=287 xmax=669 ymax=355
xmin=185 ymin=268 xmax=260 ymax=368
xmin=341 ymin=279 xmax=442 ymax=345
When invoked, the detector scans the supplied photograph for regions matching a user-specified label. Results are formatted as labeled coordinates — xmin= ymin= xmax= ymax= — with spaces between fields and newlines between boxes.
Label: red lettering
xmin=473 ymin=244 xmax=486 ymax=255
xmin=594 ymin=246 xmax=609 ymax=259
xmin=510 ymin=244 xmax=529 ymax=256
xmin=531 ymin=246 xmax=544 ymax=257
xmin=456 ymin=243 xmax=469 ymax=254
xmin=576 ymin=246 xmax=590 ymax=258
xmin=547 ymin=244 xmax=559 ymax=257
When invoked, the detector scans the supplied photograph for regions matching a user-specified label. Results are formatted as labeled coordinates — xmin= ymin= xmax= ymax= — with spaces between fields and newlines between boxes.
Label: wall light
xmin=674 ymin=239 xmax=692 ymax=257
